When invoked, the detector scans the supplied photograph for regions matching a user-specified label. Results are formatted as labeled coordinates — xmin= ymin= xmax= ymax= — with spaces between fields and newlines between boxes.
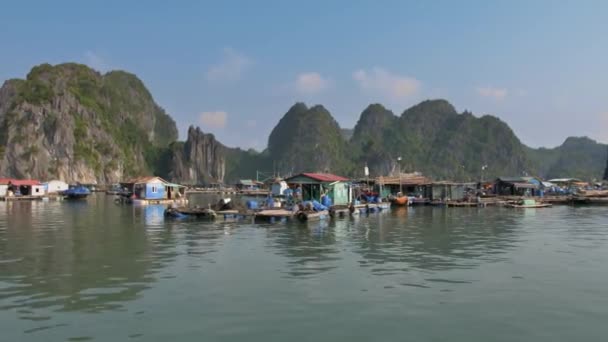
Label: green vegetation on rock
xmin=267 ymin=103 xmax=353 ymax=175
xmin=1 ymin=62 xmax=605 ymax=184
xmin=0 ymin=63 xmax=179 ymax=182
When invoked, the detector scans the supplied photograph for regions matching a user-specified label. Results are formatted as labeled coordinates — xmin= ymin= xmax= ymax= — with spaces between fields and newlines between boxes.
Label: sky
xmin=1 ymin=0 xmax=607 ymax=150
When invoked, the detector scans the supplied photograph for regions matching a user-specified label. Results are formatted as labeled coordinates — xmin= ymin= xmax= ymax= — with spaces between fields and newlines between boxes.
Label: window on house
xmin=35 ymin=188 xmax=39 ymax=193
xmin=151 ymin=186 xmax=157 ymax=193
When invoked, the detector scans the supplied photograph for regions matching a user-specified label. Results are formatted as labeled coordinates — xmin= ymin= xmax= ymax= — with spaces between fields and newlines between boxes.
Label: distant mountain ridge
xmin=1 ymin=63 xmax=605 ymax=183
xmin=263 ymin=99 xmax=606 ymax=181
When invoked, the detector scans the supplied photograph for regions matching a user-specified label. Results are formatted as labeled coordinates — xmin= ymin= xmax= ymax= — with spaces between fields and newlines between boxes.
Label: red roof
xmin=297 ymin=173 xmax=349 ymax=182
xmin=0 ymin=178 xmax=41 ymax=186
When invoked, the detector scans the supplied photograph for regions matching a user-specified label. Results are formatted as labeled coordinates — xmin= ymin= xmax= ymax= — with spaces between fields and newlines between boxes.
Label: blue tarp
xmin=321 ymin=195 xmax=332 ymax=207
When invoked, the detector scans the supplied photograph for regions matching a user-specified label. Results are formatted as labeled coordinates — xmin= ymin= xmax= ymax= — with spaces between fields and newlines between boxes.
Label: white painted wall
xmin=45 ymin=180 xmax=69 ymax=193
xmin=271 ymin=181 xmax=288 ymax=196
xmin=31 ymin=185 xmax=46 ymax=197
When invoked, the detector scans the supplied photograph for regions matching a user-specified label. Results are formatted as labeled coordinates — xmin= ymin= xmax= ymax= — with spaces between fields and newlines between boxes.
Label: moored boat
xmin=296 ymin=210 xmax=329 ymax=222
xmin=390 ymin=195 xmax=408 ymax=206
xmin=506 ymin=199 xmax=552 ymax=208
xmin=61 ymin=185 xmax=91 ymax=200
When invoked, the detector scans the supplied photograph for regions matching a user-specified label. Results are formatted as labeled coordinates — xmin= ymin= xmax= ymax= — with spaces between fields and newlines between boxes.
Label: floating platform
xmin=239 ymin=190 xmax=270 ymax=197
xmin=1 ymin=195 xmax=47 ymax=201
xmin=131 ymin=198 xmax=188 ymax=206
xmin=254 ymin=209 xmax=295 ymax=223
xmin=446 ymin=201 xmax=483 ymax=207
xmin=570 ymin=197 xmax=608 ymax=205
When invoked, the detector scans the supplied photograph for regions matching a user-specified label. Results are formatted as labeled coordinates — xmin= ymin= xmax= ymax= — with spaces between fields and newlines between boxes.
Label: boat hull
xmin=391 ymin=196 xmax=408 ymax=206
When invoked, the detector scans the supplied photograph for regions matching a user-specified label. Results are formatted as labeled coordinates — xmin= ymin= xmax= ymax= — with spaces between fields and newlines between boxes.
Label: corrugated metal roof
xmin=497 ymin=177 xmax=528 ymax=183
xmin=122 ymin=176 xmax=169 ymax=185
xmin=548 ymin=178 xmax=583 ymax=183
xmin=166 ymin=183 xmax=186 ymax=188
xmin=238 ymin=179 xmax=262 ymax=186
xmin=513 ymin=182 xmax=538 ymax=189
xmin=0 ymin=179 xmax=41 ymax=186
xmin=376 ymin=173 xmax=431 ymax=185
xmin=286 ymin=173 xmax=349 ymax=183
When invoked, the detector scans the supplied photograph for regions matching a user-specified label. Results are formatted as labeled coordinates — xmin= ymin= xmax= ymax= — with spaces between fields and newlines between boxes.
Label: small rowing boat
xmin=506 ymin=199 xmax=552 ymax=208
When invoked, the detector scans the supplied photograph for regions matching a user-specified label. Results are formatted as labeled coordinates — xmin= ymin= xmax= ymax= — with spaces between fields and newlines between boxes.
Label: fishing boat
xmin=506 ymin=199 xmax=552 ymax=208
xmin=296 ymin=210 xmax=329 ymax=222
xmin=389 ymin=192 xmax=408 ymax=206
xmin=61 ymin=185 xmax=91 ymax=200
xmin=165 ymin=207 xmax=217 ymax=219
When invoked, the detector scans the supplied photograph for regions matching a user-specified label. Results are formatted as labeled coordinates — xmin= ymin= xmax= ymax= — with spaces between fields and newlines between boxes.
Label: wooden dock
xmin=131 ymin=198 xmax=188 ymax=206
xmin=1 ymin=195 xmax=48 ymax=201
xmin=570 ymin=197 xmax=608 ymax=205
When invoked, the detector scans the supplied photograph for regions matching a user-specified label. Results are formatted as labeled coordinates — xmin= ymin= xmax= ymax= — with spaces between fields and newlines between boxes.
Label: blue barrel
xmin=247 ymin=200 xmax=258 ymax=210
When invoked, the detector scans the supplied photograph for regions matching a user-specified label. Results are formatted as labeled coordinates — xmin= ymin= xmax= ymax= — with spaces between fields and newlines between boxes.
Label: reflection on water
xmin=267 ymin=220 xmax=340 ymax=278
xmin=352 ymin=207 xmax=522 ymax=273
xmin=1 ymin=194 xmax=608 ymax=341
xmin=0 ymin=200 xmax=158 ymax=314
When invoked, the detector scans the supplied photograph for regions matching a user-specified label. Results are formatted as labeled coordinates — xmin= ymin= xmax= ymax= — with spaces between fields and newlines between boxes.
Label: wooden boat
xmin=296 ymin=210 xmax=329 ymax=222
xmin=409 ymin=197 xmax=431 ymax=206
xmin=165 ymin=207 xmax=217 ymax=219
xmin=390 ymin=196 xmax=408 ymax=206
xmin=506 ymin=199 xmax=552 ymax=208
xmin=165 ymin=207 xmax=253 ymax=221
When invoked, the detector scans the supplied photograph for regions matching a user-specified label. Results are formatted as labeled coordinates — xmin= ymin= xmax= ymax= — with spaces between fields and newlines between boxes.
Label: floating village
xmin=1 ymin=169 xmax=607 ymax=223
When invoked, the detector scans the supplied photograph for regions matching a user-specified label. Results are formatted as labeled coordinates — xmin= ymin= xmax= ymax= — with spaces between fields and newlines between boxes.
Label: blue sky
xmin=1 ymin=0 xmax=607 ymax=149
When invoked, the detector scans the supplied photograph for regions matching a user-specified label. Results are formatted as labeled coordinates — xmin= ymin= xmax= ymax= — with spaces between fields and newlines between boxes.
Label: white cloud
xmin=353 ymin=67 xmax=420 ymax=100
xmin=199 ymin=111 xmax=228 ymax=129
xmin=84 ymin=51 xmax=110 ymax=72
xmin=295 ymin=72 xmax=330 ymax=94
xmin=245 ymin=119 xmax=257 ymax=128
xmin=476 ymin=86 xmax=508 ymax=101
xmin=206 ymin=48 xmax=252 ymax=82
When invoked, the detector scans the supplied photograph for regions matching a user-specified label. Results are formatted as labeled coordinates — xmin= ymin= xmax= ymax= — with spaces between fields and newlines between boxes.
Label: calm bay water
xmin=1 ymin=194 xmax=607 ymax=341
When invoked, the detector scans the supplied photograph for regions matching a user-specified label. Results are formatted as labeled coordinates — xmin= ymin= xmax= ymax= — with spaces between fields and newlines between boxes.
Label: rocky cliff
xmin=166 ymin=126 xmax=226 ymax=184
xmin=1 ymin=63 xmax=604 ymax=184
xmin=0 ymin=63 xmax=178 ymax=183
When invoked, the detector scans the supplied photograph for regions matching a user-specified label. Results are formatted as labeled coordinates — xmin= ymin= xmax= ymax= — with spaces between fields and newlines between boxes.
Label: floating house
xmin=375 ymin=173 xmax=431 ymax=198
xmin=44 ymin=180 xmax=69 ymax=194
xmin=120 ymin=177 xmax=186 ymax=205
xmin=495 ymin=177 xmax=542 ymax=196
xmin=0 ymin=178 xmax=45 ymax=199
xmin=429 ymin=182 xmax=477 ymax=201
xmin=271 ymin=178 xmax=289 ymax=196
xmin=284 ymin=173 xmax=351 ymax=205
xmin=236 ymin=179 xmax=264 ymax=191
xmin=547 ymin=178 xmax=587 ymax=190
